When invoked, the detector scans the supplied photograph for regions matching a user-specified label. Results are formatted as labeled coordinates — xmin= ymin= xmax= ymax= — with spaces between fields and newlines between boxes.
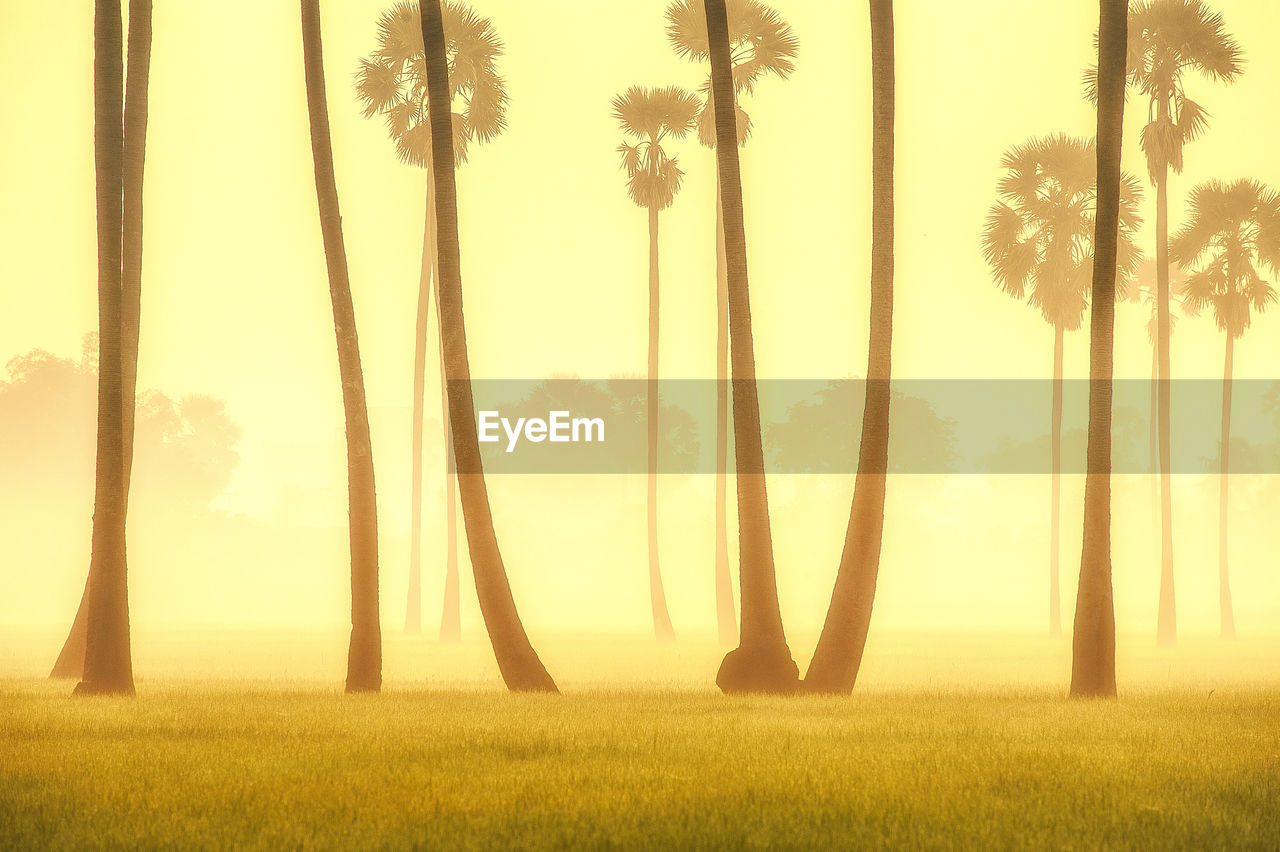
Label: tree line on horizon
xmin=52 ymin=0 xmax=1278 ymax=701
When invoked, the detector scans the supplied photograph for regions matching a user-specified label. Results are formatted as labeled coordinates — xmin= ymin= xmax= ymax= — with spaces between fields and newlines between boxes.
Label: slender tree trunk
xmin=406 ymin=180 xmax=433 ymax=635
xmin=419 ymin=0 xmax=557 ymax=692
xmin=1049 ymin=323 xmax=1064 ymax=637
xmin=648 ymin=205 xmax=676 ymax=639
xmin=1154 ymin=168 xmax=1177 ymax=648
xmin=1149 ymin=338 xmax=1160 ymax=617
xmin=75 ymin=0 xmax=133 ymax=697
xmin=801 ymin=0 xmax=894 ymax=695
xmin=705 ymin=0 xmax=798 ymax=694
xmin=1069 ymin=0 xmax=1126 ymax=700
xmin=713 ymin=172 xmax=737 ymax=645
xmin=54 ymin=0 xmax=151 ymax=682
xmin=301 ymin=0 xmax=382 ymax=694
xmin=433 ymin=183 xmax=462 ymax=644
xmin=1218 ymin=333 xmax=1235 ymax=639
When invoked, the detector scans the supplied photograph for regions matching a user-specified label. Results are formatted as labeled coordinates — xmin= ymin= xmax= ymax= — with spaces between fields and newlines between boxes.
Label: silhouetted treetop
xmin=613 ymin=85 xmax=700 ymax=210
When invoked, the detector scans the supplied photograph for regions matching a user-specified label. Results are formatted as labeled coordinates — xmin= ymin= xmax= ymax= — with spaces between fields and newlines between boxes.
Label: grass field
xmin=2 ymin=632 xmax=1279 ymax=849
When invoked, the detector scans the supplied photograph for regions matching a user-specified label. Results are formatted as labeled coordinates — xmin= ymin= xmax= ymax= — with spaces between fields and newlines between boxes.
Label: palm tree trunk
xmin=1069 ymin=0 xmax=1126 ymax=700
xmin=648 ymin=205 xmax=675 ymax=639
xmin=1218 ymin=333 xmax=1235 ymax=639
xmin=53 ymin=0 xmax=151 ymax=683
xmin=800 ymin=0 xmax=894 ymax=695
xmin=1154 ymin=168 xmax=1177 ymax=648
xmin=1149 ymin=338 xmax=1160 ymax=619
xmin=419 ymin=0 xmax=557 ymax=692
xmin=714 ymin=172 xmax=736 ymax=645
xmin=75 ymin=0 xmax=133 ymax=697
xmin=406 ymin=180 xmax=433 ymax=635
xmin=705 ymin=0 xmax=798 ymax=694
xmin=433 ymin=181 xmax=462 ymax=644
xmin=1049 ymin=323 xmax=1063 ymax=637
xmin=301 ymin=0 xmax=382 ymax=694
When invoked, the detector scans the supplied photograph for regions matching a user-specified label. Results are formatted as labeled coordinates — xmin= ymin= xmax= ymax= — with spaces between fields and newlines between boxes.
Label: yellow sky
xmin=3 ymin=1 xmax=1280 ymax=639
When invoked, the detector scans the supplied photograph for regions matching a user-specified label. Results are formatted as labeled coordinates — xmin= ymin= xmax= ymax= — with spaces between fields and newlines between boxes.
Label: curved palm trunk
xmin=1154 ymin=169 xmax=1177 ymax=648
xmin=75 ymin=0 xmax=133 ymax=697
xmin=419 ymin=0 xmax=557 ymax=692
xmin=406 ymin=181 xmax=433 ymax=635
xmin=648 ymin=205 xmax=675 ymax=639
xmin=433 ymin=189 xmax=462 ymax=644
xmin=1069 ymin=0 xmax=1126 ymax=700
xmin=1218 ymin=333 xmax=1235 ymax=639
xmin=301 ymin=0 xmax=382 ymax=694
xmin=1049 ymin=323 xmax=1064 ymax=637
xmin=705 ymin=0 xmax=798 ymax=694
xmin=54 ymin=0 xmax=151 ymax=682
xmin=713 ymin=174 xmax=736 ymax=645
xmin=801 ymin=0 xmax=894 ymax=695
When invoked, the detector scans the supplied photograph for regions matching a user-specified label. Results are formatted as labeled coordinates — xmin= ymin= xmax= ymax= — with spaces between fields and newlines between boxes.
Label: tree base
xmin=716 ymin=643 xmax=799 ymax=695
xmin=72 ymin=680 xmax=135 ymax=697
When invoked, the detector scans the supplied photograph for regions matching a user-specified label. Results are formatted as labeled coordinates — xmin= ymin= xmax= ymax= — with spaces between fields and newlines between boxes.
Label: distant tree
xmin=613 ymin=84 xmax=700 ymax=640
xmin=704 ymin=0 xmax=798 ymax=694
xmin=1070 ymin=0 xmax=1128 ymax=700
xmin=54 ymin=0 xmax=151 ymax=685
xmin=1090 ymin=0 xmax=1244 ymax=647
xmin=356 ymin=0 xmax=508 ymax=640
xmin=982 ymin=134 xmax=1143 ymax=636
xmin=1171 ymin=179 xmax=1280 ymax=639
xmin=301 ymin=0 xmax=382 ymax=694
xmin=419 ymin=0 xmax=558 ymax=692
xmin=666 ymin=0 xmax=798 ymax=646
xmin=800 ymin=0 xmax=894 ymax=695
xmin=74 ymin=0 xmax=133 ymax=697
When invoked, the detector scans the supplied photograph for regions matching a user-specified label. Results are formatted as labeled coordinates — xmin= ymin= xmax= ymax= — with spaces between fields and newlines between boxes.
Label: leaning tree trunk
xmin=433 ymin=185 xmax=462 ymax=644
xmin=406 ymin=179 xmax=433 ymax=635
xmin=801 ymin=0 xmax=894 ymax=696
xmin=1218 ymin=333 xmax=1235 ymax=639
xmin=75 ymin=0 xmax=133 ymax=698
xmin=705 ymin=0 xmax=798 ymax=694
xmin=419 ymin=0 xmax=557 ymax=692
xmin=1069 ymin=0 xmax=1126 ymax=700
xmin=713 ymin=172 xmax=737 ymax=645
xmin=53 ymin=0 xmax=151 ymax=682
xmin=1154 ymin=164 xmax=1177 ymax=648
xmin=301 ymin=0 xmax=382 ymax=694
xmin=648 ymin=204 xmax=675 ymax=639
xmin=1049 ymin=323 xmax=1064 ymax=636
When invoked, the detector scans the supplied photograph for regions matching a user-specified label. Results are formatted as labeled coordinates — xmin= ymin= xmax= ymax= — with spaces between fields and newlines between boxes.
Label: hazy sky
xmin=3 ymin=1 xmax=1280 ymax=638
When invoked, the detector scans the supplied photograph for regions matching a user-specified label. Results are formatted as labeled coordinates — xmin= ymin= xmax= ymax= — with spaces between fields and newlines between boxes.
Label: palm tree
xmin=1094 ymin=0 xmax=1244 ymax=647
xmin=75 ymin=0 xmax=134 ymax=697
xmin=52 ymin=0 xmax=152 ymax=682
xmin=418 ymin=0 xmax=557 ymax=693
xmin=613 ymin=84 xmax=700 ymax=640
xmin=356 ymin=0 xmax=507 ymax=640
xmin=800 ymin=0 xmax=893 ymax=696
xmin=1171 ymin=179 xmax=1280 ymax=640
xmin=704 ymin=0 xmax=798 ymax=694
xmin=301 ymin=0 xmax=383 ymax=694
xmin=665 ymin=0 xmax=798 ymax=647
xmin=1070 ymin=0 xmax=1128 ymax=700
xmin=981 ymin=135 xmax=1143 ymax=638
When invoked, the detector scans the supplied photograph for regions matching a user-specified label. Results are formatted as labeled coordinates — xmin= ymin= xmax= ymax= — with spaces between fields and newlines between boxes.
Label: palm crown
xmin=665 ymin=0 xmax=798 ymax=147
xmin=1171 ymin=179 xmax=1280 ymax=337
xmin=983 ymin=135 xmax=1145 ymax=330
xmin=613 ymin=86 xmax=701 ymax=211
xmin=355 ymin=0 xmax=507 ymax=168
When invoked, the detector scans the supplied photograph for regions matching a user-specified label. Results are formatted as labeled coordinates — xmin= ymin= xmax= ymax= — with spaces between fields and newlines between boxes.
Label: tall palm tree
xmin=1171 ymin=179 xmax=1280 ymax=640
xmin=301 ymin=0 xmax=383 ymax=694
xmin=665 ymin=0 xmax=798 ymax=647
xmin=704 ymin=0 xmax=798 ymax=694
xmin=75 ymin=0 xmax=134 ymax=698
xmin=613 ymin=84 xmax=700 ymax=641
xmin=1093 ymin=0 xmax=1244 ymax=647
xmin=981 ymin=135 xmax=1143 ymax=637
xmin=418 ymin=0 xmax=557 ymax=693
xmin=356 ymin=0 xmax=507 ymax=640
xmin=800 ymin=0 xmax=893 ymax=695
xmin=1070 ymin=0 xmax=1128 ymax=701
xmin=53 ymin=0 xmax=152 ymax=682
